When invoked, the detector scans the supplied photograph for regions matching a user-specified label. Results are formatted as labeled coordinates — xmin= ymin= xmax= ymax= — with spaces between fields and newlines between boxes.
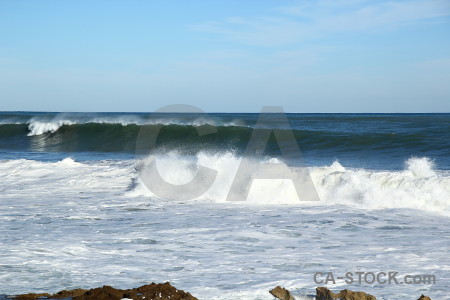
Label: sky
xmin=0 ymin=0 xmax=449 ymax=113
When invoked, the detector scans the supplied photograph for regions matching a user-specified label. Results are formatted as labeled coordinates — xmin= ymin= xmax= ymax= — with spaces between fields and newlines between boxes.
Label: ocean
xmin=0 ymin=111 xmax=449 ymax=299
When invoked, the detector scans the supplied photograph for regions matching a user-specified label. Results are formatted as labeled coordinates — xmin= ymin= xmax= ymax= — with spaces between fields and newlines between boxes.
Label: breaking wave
xmin=128 ymin=153 xmax=450 ymax=213
xmin=0 ymin=118 xmax=442 ymax=156
xmin=1 ymin=153 xmax=448 ymax=212
xmin=24 ymin=116 xmax=245 ymax=136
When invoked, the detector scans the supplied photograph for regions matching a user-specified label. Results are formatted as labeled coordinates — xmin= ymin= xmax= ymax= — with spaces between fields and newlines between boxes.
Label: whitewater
xmin=0 ymin=153 xmax=449 ymax=299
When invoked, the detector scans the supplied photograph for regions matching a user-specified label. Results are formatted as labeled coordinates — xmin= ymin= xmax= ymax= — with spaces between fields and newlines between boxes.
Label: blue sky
xmin=0 ymin=0 xmax=449 ymax=112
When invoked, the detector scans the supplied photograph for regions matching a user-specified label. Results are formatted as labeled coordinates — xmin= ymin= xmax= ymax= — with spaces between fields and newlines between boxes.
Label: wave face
xmin=0 ymin=112 xmax=449 ymax=170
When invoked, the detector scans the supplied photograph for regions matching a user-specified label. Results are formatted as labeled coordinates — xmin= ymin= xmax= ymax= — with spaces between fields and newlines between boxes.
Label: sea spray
xmin=130 ymin=152 xmax=450 ymax=212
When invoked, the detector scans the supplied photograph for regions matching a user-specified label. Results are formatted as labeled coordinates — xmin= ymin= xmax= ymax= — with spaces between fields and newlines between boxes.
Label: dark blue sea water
xmin=1 ymin=112 xmax=449 ymax=170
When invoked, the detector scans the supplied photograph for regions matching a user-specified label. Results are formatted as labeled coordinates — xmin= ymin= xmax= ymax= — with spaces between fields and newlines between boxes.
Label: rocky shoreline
xmin=270 ymin=286 xmax=431 ymax=300
xmin=4 ymin=283 xmax=196 ymax=300
xmin=2 ymin=283 xmax=432 ymax=300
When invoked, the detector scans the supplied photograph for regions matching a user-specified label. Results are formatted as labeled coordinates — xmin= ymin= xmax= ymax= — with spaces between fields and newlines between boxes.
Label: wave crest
xmin=131 ymin=153 xmax=450 ymax=213
xmin=1 ymin=154 xmax=448 ymax=213
xmin=311 ymin=157 xmax=448 ymax=212
xmin=28 ymin=119 xmax=75 ymax=136
xmin=405 ymin=157 xmax=436 ymax=178
xmin=24 ymin=115 xmax=246 ymax=136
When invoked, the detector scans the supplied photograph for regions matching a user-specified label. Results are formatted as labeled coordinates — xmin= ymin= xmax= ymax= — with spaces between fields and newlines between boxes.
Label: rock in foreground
xmin=12 ymin=282 xmax=197 ymax=300
xmin=269 ymin=286 xmax=295 ymax=300
xmin=316 ymin=287 xmax=376 ymax=300
xmin=269 ymin=286 xmax=432 ymax=300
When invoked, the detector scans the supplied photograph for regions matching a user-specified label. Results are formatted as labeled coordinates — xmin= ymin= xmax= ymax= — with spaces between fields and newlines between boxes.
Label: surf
xmin=1 ymin=153 xmax=448 ymax=212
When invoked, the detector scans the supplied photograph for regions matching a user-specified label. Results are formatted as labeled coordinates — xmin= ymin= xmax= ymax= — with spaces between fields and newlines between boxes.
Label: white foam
xmin=133 ymin=153 xmax=450 ymax=213
xmin=133 ymin=151 xmax=306 ymax=204
xmin=0 ymin=156 xmax=449 ymax=298
xmin=0 ymin=157 xmax=132 ymax=196
xmin=27 ymin=119 xmax=75 ymax=136
xmin=2 ymin=154 xmax=447 ymax=213
xmin=405 ymin=156 xmax=436 ymax=178
xmin=310 ymin=157 xmax=449 ymax=212
xmin=25 ymin=114 xmax=246 ymax=136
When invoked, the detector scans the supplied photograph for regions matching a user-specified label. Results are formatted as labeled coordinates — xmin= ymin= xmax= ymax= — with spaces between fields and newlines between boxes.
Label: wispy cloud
xmin=193 ymin=0 xmax=450 ymax=46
